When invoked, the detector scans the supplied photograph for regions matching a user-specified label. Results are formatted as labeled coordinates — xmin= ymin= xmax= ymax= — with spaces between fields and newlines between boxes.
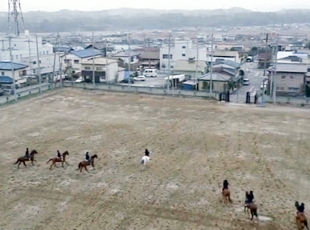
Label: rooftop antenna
xmin=8 ymin=0 xmax=25 ymax=37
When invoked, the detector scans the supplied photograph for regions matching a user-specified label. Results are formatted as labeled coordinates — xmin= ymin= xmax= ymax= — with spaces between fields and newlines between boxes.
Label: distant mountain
xmin=0 ymin=7 xmax=309 ymax=33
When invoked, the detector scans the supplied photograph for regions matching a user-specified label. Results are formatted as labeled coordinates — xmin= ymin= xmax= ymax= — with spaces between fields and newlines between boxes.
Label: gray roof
xmin=0 ymin=61 xmax=28 ymax=70
xmin=198 ymin=72 xmax=232 ymax=82
xmin=112 ymin=51 xmax=140 ymax=57
xmin=274 ymin=63 xmax=307 ymax=73
xmin=70 ymin=49 xmax=101 ymax=58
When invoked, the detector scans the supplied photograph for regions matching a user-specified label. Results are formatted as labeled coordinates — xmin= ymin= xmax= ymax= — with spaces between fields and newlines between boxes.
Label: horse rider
xmin=25 ymin=148 xmax=29 ymax=158
xmin=145 ymin=149 xmax=150 ymax=157
xmin=85 ymin=151 xmax=90 ymax=163
xmin=297 ymin=202 xmax=305 ymax=215
xmin=245 ymin=191 xmax=255 ymax=205
xmin=222 ymin=179 xmax=229 ymax=192
xmin=57 ymin=150 xmax=62 ymax=161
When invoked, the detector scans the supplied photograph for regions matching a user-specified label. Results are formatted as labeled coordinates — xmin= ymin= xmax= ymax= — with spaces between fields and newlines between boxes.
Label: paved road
xmin=230 ymin=62 xmax=265 ymax=103
xmin=119 ymin=74 xmax=166 ymax=87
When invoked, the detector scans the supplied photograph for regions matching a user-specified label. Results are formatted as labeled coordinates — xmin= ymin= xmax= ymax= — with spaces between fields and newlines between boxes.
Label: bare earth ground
xmin=1 ymin=89 xmax=310 ymax=230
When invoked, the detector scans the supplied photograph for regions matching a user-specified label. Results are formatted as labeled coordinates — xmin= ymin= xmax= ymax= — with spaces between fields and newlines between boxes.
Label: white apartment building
xmin=0 ymin=33 xmax=55 ymax=76
xmin=159 ymin=39 xmax=207 ymax=71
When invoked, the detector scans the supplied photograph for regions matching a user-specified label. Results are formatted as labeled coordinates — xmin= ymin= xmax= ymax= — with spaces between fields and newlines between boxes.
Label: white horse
xmin=141 ymin=155 xmax=150 ymax=165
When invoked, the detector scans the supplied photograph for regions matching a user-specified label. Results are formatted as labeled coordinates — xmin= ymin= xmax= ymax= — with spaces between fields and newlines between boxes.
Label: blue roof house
xmin=0 ymin=61 xmax=28 ymax=85
xmin=61 ymin=49 xmax=102 ymax=72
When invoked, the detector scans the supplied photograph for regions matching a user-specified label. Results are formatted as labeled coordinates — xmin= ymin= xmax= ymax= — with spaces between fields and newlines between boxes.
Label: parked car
xmin=121 ymin=78 xmax=134 ymax=84
xmin=134 ymin=75 xmax=145 ymax=81
xmin=143 ymin=69 xmax=157 ymax=78
xmin=243 ymin=78 xmax=250 ymax=86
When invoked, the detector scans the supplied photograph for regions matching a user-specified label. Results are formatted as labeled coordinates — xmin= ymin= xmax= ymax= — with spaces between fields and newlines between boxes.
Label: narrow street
xmin=230 ymin=62 xmax=264 ymax=103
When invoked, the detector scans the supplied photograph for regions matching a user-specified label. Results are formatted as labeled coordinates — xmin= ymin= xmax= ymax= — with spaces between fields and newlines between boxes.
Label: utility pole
xmin=263 ymin=33 xmax=268 ymax=77
xmin=209 ymin=34 xmax=214 ymax=95
xmin=167 ymin=32 xmax=171 ymax=92
xmin=8 ymin=36 xmax=17 ymax=101
xmin=195 ymin=37 xmax=199 ymax=91
xmin=35 ymin=34 xmax=42 ymax=93
xmin=105 ymin=39 xmax=108 ymax=83
xmin=92 ymin=32 xmax=95 ymax=89
xmin=26 ymin=36 xmax=33 ymax=75
xmin=273 ymin=34 xmax=279 ymax=104
xmin=127 ymin=33 xmax=131 ymax=88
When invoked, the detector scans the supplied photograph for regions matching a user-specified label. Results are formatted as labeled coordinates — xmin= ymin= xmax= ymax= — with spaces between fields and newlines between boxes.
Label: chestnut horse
xmin=46 ymin=151 xmax=69 ymax=170
xmin=77 ymin=154 xmax=98 ymax=173
xmin=14 ymin=149 xmax=38 ymax=168
xmin=222 ymin=188 xmax=232 ymax=203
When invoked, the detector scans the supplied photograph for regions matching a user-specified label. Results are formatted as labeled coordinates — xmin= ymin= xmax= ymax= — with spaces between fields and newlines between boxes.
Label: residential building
xmin=0 ymin=61 xmax=28 ymax=86
xmin=269 ymin=63 xmax=307 ymax=96
xmin=198 ymin=72 xmax=232 ymax=92
xmin=159 ymin=39 xmax=206 ymax=71
xmin=207 ymin=51 xmax=241 ymax=64
xmin=81 ymin=57 xmax=119 ymax=83
xmin=173 ymin=59 xmax=207 ymax=79
xmin=111 ymin=51 xmax=141 ymax=70
xmin=62 ymin=49 xmax=102 ymax=73
xmin=21 ymin=53 xmax=60 ymax=79
xmin=137 ymin=48 xmax=160 ymax=69
xmin=0 ymin=35 xmax=53 ymax=62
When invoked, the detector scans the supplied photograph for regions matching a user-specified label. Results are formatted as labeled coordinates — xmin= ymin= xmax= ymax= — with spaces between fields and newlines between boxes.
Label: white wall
xmin=0 ymin=36 xmax=53 ymax=62
xmin=0 ymin=69 xmax=27 ymax=80
xmin=62 ymin=54 xmax=101 ymax=71
xmin=81 ymin=62 xmax=119 ymax=82
xmin=21 ymin=54 xmax=60 ymax=75
xmin=118 ymin=70 xmax=125 ymax=82
xmin=160 ymin=40 xmax=207 ymax=71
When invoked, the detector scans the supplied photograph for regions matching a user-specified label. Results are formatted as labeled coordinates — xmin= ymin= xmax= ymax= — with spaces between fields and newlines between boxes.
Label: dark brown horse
xmin=14 ymin=149 xmax=38 ymax=168
xmin=77 ymin=154 xmax=98 ymax=173
xmin=46 ymin=151 xmax=69 ymax=170
xmin=222 ymin=188 xmax=232 ymax=203
xmin=244 ymin=203 xmax=258 ymax=220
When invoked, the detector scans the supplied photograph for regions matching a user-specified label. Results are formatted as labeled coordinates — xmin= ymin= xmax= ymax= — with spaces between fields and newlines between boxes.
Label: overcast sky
xmin=5 ymin=0 xmax=310 ymax=12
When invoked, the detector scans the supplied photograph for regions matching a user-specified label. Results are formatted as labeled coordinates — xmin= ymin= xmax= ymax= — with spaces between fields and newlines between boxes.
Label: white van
xmin=143 ymin=69 xmax=157 ymax=78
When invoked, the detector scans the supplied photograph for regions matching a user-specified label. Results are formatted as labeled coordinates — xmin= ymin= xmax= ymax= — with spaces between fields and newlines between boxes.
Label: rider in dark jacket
xmin=248 ymin=191 xmax=254 ymax=203
xmin=57 ymin=150 xmax=62 ymax=160
xmin=145 ymin=149 xmax=150 ymax=156
xmin=222 ymin=179 xmax=229 ymax=191
xmin=298 ymin=203 xmax=305 ymax=213
xmin=25 ymin=148 xmax=29 ymax=158
xmin=85 ymin=152 xmax=90 ymax=163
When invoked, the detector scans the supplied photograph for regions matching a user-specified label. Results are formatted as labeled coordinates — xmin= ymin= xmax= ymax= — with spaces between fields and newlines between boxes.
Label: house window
xmin=290 ymin=75 xmax=294 ymax=79
xmin=1 ymin=72 xmax=4 ymax=76
xmin=74 ymin=60 xmax=79 ymax=64
xmin=277 ymin=87 xmax=285 ymax=90
xmin=43 ymin=51 xmax=45 ymax=55
xmin=96 ymin=67 xmax=103 ymax=71
xmin=85 ymin=67 xmax=91 ymax=70
xmin=15 ymin=55 xmax=18 ymax=59
xmin=288 ymin=87 xmax=299 ymax=91
xmin=182 ymin=54 xmax=186 ymax=57
xmin=162 ymin=54 xmax=172 ymax=59
xmin=281 ymin=76 xmax=285 ymax=79
xmin=20 ymin=54 xmax=22 ymax=59
xmin=182 ymin=46 xmax=186 ymax=49
xmin=161 ymin=64 xmax=166 ymax=68
xmin=170 ymin=66 xmax=174 ymax=69
xmin=46 ymin=51 xmax=48 ymax=54
xmin=32 ymin=61 xmax=36 ymax=65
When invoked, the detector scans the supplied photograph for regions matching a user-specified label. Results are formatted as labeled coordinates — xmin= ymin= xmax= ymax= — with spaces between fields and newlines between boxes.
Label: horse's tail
xmin=77 ymin=162 xmax=81 ymax=170
xmin=141 ymin=159 xmax=144 ymax=165
xmin=305 ymin=219 xmax=309 ymax=230
xmin=14 ymin=159 xmax=19 ymax=164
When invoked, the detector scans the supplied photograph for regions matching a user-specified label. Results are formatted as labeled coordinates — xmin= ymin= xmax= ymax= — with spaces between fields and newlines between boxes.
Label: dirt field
xmin=1 ymin=88 xmax=310 ymax=230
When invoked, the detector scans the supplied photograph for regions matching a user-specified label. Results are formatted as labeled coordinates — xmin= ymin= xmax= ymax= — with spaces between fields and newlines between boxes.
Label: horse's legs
xmin=17 ymin=161 xmax=21 ymax=169
xmin=31 ymin=160 xmax=34 ymax=166
xmin=62 ymin=161 xmax=64 ymax=168
xmin=23 ymin=161 xmax=27 ymax=167
xmin=85 ymin=166 xmax=90 ymax=173
xmin=49 ymin=162 xmax=54 ymax=170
